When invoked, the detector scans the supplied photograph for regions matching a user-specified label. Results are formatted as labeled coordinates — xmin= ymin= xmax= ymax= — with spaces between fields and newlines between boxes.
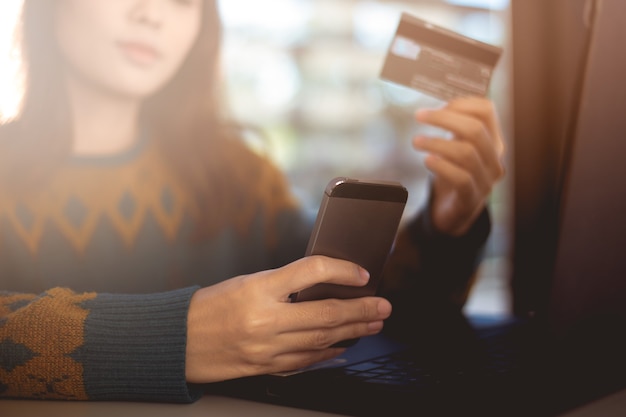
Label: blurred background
xmin=0 ymin=0 xmax=512 ymax=315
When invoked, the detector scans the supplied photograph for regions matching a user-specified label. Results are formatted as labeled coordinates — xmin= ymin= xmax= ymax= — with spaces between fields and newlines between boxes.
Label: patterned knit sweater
xmin=0 ymin=135 xmax=491 ymax=403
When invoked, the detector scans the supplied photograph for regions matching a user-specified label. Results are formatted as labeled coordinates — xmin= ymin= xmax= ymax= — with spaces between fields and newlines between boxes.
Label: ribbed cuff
xmin=72 ymin=286 xmax=202 ymax=403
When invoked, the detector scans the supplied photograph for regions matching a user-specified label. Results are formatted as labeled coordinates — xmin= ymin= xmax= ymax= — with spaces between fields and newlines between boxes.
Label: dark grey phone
xmin=291 ymin=177 xmax=408 ymax=303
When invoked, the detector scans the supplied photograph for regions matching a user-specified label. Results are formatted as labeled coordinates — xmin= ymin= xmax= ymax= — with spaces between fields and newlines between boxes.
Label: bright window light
xmin=445 ymin=0 xmax=509 ymax=11
xmin=0 ymin=0 xmax=23 ymax=121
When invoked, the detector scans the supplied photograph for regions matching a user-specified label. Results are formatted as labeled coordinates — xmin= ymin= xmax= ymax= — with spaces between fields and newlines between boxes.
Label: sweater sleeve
xmin=0 ymin=286 xmax=202 ymax=403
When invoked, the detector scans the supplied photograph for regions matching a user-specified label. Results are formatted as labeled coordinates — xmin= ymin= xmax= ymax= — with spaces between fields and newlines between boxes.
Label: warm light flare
xmin=0 ymin=0 xmax=24 ymax=122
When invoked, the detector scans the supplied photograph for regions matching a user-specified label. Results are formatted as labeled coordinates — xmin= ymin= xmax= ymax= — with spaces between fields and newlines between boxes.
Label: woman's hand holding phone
xmin=184 ymin=256 xmax=392 ymax=384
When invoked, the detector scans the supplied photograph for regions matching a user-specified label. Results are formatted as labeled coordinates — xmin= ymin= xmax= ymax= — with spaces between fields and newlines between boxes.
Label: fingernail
xmin=413 ymin=136 xmax=427 ymax=146
xmin=357 ymin=267 xmax=369 ymax=283
xmin=377 ymin=300 xmax=392 ymax=316
xmin=368 ymin=320 xmax=384 ymax=332
xmin=416 ymin=109 xmax=431 ymax=121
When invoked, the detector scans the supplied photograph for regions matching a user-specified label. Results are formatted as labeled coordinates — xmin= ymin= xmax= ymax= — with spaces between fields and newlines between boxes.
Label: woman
xmin=0 ymin=0 xmax=505 ymax=402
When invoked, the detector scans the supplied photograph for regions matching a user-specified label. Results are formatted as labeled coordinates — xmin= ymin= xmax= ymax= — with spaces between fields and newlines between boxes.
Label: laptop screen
xmin=546 ymin=0 xmax=626 ymax=336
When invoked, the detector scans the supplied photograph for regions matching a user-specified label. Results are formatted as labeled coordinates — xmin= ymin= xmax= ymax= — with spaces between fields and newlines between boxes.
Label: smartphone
xmin=291 ymin=177 xmax=408 ymax=303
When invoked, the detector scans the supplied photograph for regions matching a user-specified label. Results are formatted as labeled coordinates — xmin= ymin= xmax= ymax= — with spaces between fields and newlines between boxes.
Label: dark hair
xmin=0 ymin=0 xmax=297 ymax=239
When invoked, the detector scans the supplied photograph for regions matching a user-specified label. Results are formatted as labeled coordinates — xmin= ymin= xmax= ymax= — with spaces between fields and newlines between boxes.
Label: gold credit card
xmin=380 ymin=13 xmax=503 ymax=101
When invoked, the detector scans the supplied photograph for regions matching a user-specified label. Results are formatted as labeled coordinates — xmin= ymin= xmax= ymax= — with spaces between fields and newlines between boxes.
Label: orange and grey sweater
xmin=0 ymin=137 xmax=311 ymax=402
xmin=0 ymin=137 xmax=491 ymax=403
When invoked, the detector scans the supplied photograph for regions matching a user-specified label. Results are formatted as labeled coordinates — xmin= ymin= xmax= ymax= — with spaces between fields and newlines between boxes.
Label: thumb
xmin=267 ymin=256 xmax=370 ymax=298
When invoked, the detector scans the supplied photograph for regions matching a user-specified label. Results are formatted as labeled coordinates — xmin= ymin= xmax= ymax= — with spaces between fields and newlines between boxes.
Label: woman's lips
xmin=117 ymin=41 xmax=161 ymax=67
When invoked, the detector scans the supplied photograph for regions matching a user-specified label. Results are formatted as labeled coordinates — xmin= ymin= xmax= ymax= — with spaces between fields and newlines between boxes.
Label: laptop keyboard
xmin=327 ymin=320 xmax=530 ymax=391
xmin=339 ymin=351 xmax=439 ymax=389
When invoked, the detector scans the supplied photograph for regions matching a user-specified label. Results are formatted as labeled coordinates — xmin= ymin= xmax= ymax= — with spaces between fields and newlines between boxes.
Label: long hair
xmin=0 ymin=0 xmax=297 ymax=240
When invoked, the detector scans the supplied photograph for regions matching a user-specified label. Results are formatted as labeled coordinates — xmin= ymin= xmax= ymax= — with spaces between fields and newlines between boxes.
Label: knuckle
xmin=469 ymin=122 xmax=485 ymax=140
xmin=239 ymin=321 xmax=257 ymax=340
xmin=361 ymin=300 xmax=374 ymax=321
xmin=241 ymin=313 xmax=271 ymax=338
xmin=312 ymin=329 xmax=332 ymax=348
xmin=240 ymin=274 xmax=263 ymax=298
xmin=241 ymin=344 xmax=271 ymax=367
xmin=320 ymin=300 xmax=340 ymax=326
xmin=306 ymin=256 xmax=328 ymax=280
xmin=355 ymin=323 xmax=371 ymax=338
xmin=456 ymin=171 xmax=474 ymax=191
xmin=459 ymin=143 xmax=477 ymax=164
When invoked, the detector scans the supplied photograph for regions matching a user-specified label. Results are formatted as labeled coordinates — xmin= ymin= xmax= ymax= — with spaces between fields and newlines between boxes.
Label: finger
xmin=416 ymin=109 xmax=502 ymax=180
xmin=413 ymin=136 xmax=491 ymax=195
xmin=423 ymin=154 xmax=480 ymax=202
xmin=268 ymin=256 xmax=370 ymax=297
xmin=446 ymin=97 xmax=505 ymax=156
xmin=281 ymin=297 xmax=392 ymax=333
xmin=270 ymin=348 xmax=346 ymax=374
xmin=277 ymin=320 xmax=385 ymax=352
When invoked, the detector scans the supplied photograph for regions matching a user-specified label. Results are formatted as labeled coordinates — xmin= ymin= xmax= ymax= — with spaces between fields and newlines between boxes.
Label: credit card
xmin=380 ymin=13 xmax=503 ymax=101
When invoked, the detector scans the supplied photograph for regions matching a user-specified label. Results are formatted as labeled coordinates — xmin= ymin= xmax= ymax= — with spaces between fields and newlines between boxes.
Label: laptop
xmin=205 ymin=1 xmax=626 ymax=415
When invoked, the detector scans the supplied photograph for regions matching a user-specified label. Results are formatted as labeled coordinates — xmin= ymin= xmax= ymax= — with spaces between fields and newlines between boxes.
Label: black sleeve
xmin=379 ymin=199 xmax=491 ymax=339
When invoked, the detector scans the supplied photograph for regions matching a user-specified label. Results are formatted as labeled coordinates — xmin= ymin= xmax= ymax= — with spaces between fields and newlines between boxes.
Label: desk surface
xmin=0 ymin=395 xmax=343 ymax=417
xmin=3 ymin=389 xmax=626 ymax=417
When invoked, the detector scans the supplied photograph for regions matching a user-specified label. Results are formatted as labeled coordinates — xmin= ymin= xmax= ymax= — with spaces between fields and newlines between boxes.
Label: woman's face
xmin=54 ymin=0 xmax=203 ymax=99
